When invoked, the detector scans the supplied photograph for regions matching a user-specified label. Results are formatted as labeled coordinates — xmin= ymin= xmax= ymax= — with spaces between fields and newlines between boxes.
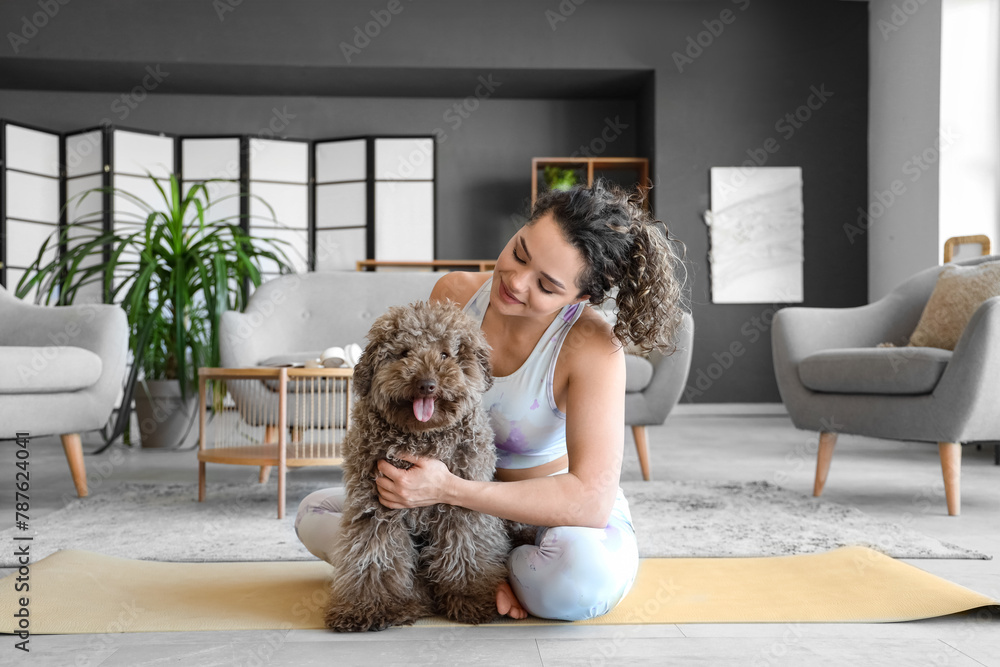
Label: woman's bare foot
xmin=496 ymin=580 xmax=527 ymax=619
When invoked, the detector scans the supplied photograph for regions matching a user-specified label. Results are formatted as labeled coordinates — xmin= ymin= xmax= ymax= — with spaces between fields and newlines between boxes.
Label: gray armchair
xmin=221 ymin=272 xmax=694 ymax=481
xmin=0 ymin=284 xmax=129 ymax=497
xmin=624 ymin=312 xmax=694 ymax=480
xmin=772 ymin=255 xmax=1000 ymax=515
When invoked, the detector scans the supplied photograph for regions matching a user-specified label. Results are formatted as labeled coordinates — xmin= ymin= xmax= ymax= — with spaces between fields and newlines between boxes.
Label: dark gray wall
xmin=0 ymin=0 xmax=869 ymax=403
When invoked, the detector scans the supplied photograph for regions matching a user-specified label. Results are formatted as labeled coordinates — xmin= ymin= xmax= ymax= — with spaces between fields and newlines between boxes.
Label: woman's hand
xmin=376 ymin=453 xmax=455 ymax=509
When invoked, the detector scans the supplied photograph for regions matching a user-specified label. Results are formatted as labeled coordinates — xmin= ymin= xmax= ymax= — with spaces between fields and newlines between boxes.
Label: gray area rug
xmin=2 ymin=479 xmax=988 ymax=566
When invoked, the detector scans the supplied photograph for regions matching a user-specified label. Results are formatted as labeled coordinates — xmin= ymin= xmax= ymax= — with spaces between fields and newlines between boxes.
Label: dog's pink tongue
xmin=413 ymin=397 xmax=435 ymax=422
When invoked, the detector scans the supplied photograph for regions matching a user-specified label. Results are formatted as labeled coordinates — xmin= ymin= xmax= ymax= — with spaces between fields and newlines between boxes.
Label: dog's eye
xmin=441 ymin=351 xmax=450 ymax=360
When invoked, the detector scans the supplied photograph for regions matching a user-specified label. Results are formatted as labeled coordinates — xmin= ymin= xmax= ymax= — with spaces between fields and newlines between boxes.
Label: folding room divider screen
xmin=0 ymin=122 xmax=62 ymax=303
xmin=0 ymin=121 xmax=436 ymax=300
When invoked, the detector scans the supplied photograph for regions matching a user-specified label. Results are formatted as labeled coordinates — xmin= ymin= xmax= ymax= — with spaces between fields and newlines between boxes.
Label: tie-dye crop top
xmin=463 ymin=277 xmax=586 ymax=470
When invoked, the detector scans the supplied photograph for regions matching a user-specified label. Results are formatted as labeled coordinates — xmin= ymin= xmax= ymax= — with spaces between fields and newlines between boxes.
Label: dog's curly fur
xmin=325 ymin=301 xmax=511 ymax=632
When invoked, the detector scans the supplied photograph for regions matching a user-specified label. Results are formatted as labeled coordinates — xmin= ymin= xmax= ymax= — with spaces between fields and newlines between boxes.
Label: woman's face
xmin=491 ymin=212 xmax=590 ymax=319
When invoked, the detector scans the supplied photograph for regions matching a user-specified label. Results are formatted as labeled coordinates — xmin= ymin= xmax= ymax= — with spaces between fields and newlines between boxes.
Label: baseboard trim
xmin=672 ymin=403 xmax=788 ymax=417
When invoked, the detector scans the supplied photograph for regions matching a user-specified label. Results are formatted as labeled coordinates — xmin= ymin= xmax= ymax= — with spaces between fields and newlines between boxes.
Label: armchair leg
xmin=631 ymin=425 xmax=651 ymax=481
xmin=60 ymin=433 xmax=88 ymax=498
xmin=259 ymin=466 xmax=272 ymax=483
xmin=813 ymin=432 xmax=838 ymax=497
xmin=939 ymin=442 xmax=961 ymax=516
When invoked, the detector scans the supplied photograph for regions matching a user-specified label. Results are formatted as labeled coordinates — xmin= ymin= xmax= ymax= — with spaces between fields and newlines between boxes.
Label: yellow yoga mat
xmin=1 ymin=547 xmax=995 ymax=634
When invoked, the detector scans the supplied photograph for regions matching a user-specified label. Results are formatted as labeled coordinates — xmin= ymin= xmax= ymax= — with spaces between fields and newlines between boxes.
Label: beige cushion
xmin=908 ymin=260 xmax=1000 ymax=350
xmin=0 ymin=345 xmax=103 ymax=394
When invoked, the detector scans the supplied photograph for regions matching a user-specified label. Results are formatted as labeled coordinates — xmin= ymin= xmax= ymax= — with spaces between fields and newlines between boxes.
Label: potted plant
xmin=542 ymin=164 xmax=580 ymax=192
xmin=17 ymin=173 xmax=293 ymax=448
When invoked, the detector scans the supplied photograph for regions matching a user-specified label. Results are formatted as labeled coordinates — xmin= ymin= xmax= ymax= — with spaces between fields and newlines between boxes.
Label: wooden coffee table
xmin=197 ymin=366 xmax=354 ymax=518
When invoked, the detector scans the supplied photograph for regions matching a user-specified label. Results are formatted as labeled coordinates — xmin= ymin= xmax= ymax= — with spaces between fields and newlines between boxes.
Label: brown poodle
xmin=325 ymin=300 xmax=511 ymax=632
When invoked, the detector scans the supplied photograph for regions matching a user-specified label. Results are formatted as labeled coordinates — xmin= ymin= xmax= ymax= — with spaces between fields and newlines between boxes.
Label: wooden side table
xmin=197 ymin=366 xmax=353 ymax=518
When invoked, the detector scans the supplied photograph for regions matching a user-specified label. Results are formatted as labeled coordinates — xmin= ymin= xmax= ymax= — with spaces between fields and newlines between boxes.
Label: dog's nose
xmin=418 ymin=379 xmax=437 ymax=396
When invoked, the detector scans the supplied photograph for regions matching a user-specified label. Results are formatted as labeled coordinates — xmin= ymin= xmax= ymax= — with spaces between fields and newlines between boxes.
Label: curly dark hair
xmin=528 ymin=179 xmax=688 ymax=354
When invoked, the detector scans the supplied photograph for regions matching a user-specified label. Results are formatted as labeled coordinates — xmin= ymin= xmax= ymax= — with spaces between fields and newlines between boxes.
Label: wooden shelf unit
xmin=356 ymin=259 xmax=496 ymax=272
xmin=531 ymin=157 xmax=650 ymax=206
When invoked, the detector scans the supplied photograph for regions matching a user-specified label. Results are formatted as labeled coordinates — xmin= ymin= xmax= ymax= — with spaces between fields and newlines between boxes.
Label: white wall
xmin=868 ymin=0 xmax=943 ymax=301
xmin=939 ymin=0 xmax=1000 ymax=259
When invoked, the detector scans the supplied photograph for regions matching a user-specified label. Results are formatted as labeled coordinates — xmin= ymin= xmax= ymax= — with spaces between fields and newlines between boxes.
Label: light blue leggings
xmin=294 ymin=486 xmax=639 ymax=622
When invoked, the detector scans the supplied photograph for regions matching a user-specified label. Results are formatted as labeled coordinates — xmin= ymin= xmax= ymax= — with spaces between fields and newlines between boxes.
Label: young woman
xmin=296 ymin=179 xmax=686 ymax=621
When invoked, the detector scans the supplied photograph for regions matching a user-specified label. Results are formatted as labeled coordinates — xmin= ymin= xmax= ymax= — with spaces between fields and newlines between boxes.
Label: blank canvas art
xmin=705 ymin=166 xmax=804 ymax=304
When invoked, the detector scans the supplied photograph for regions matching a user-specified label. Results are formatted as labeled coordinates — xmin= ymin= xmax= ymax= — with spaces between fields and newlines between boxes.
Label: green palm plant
xmin=16 ymin=173 xmax=293 ymax=406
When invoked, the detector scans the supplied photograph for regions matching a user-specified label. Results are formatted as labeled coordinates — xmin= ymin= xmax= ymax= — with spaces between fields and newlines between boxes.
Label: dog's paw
xmin=324 ymin=601 xmax=421 ymax=633
xmin=440 ymin=592 xmax=500 ymax=625
xmin=325 ymin=606 xmax=390 ymax=632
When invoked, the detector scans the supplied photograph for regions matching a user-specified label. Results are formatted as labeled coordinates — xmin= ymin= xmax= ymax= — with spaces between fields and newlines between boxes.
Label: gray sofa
xmin=220 ymin=271 xmax=692 ymax=480
xmin=772 ymin=255 xmax=1000 ymax=515
xmin=0 ymin=284 xmax=129 ymax=497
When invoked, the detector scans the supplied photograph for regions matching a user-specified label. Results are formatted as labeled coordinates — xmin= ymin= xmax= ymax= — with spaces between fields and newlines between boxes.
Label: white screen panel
xmin=112 ymin=174 xmax=170 ymax=225
xmin=65 ymin=130 xmax=104 ymax=177
xmin=66 ymin=175 xmax=104 ymax=222
xmin=5 ymin=125 xmax=59 ymax=177
xmin=374 ymin=181 xmax=433 ymax=261
xmin=5 ymin=220 xmax=59 ymax=269
xmin=61 ymin=221 xmax=106 ymax=305
xmin=374 ymin=138 xmax=434 ymax=181
xmin=182 ymin=138 xmax=240 ymax=181
xmin=249 ymin=139 xmax=308 ymax=183
xmin=66 ymin=221 xmax=104 ymax=259
xmin=183 ymin=180 xmax=241 ymax=226
xmin=5 ymin=171 xmax=60 ymax=223
xmin=249 ymin=182 xmax=307 ymax=229
xmin=254 ymin=226 xmax=309 ymax=273
xmin=316 ymin=228 xmax=366 ymax=272
xmin=316 ymin=139 xmax=366 ymax=183
xmin=316 ymin=182 xmax=366 ymax=229
xmin=113 ymin=130 xmax=173 ymax=178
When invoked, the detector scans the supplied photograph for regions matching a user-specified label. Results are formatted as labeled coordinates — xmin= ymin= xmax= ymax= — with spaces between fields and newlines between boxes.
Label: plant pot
xmin=133 ymin=379 xmax=199 ymax=449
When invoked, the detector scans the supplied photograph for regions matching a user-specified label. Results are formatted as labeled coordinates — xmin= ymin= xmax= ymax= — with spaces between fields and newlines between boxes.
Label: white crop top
xmin=464 ymin=277 xmax=586 ymax=469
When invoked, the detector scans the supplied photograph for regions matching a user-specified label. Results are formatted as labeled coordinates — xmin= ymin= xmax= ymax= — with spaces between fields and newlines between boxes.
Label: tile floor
xmin=2 ymin=409 xmax=999 ymax=666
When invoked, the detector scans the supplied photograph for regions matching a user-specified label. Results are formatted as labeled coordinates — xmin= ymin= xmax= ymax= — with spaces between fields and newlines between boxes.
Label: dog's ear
xmin=352 ymin=337 xmax=391 ymax=398
xmin=460 ymin=332 xmax=493 ymax=393
xmin=353 ymin=311 xmax=398 ymax=398
xmin=351 ymin=341 xmax=376 ymax=398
